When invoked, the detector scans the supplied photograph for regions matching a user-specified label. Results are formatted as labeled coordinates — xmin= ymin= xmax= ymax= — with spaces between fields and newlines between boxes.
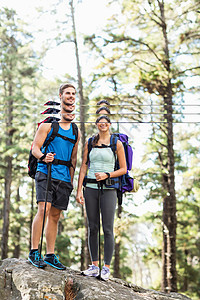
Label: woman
xmin=76 ymin=115 xmax=127 ymax=280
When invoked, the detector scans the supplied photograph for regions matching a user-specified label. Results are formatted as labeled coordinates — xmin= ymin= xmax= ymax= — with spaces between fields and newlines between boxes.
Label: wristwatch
xmin=39 ymin=154 xmax=46 ymax=161
xmin=105 ymin=172 xmax=110 ymax=178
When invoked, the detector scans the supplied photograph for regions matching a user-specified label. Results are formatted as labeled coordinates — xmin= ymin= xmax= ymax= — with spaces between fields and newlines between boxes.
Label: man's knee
xmin=37 ymin=202 xmax=51 ymax=218
xmin=49 ymin=207 xmax=61 ymax=222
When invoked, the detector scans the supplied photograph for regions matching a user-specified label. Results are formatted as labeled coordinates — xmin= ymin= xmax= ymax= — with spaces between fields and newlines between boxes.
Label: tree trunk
xmin=80 ymin=206 xmax=85 ymax=269
xmin=12 ymin=187 xmax=21 ymax=258
xmin=182 ymin=249 xmax=189 ymax=292
xmin=166 ymin=116 xmax=177 ymax=292
xmin=159 ymin=0 xmax=177 ymax=292
xmin=70 ymin=0 xmax=89 ymax=269
xmin=70 ymin=0 xmax=85 ymax=152
xmin=1 ymin=157 xmax=12 ymax=259
xmin=29 ymin=180 xmax=34 ymax=251
xmin=1 ymin=80 xmax=13 ymax=259
xmin=162 ymin=196 xmax=169 ymax=291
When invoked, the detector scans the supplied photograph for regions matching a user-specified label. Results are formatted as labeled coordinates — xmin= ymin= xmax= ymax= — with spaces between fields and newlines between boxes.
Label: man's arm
xmin=70 ymin=128 xmax=81 ymax=184
xmin=32 ymin=123 xmax=55 ymax=163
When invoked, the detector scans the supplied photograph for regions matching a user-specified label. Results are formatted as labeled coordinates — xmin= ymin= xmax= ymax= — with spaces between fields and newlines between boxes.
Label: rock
xmin=0 ymin=258 xmax=191 ymax=300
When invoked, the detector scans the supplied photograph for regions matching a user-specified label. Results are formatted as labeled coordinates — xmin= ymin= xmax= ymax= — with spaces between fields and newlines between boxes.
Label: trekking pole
xmin=39 ymin=162 xmax=52 ymax=265
xmin=97 ymin=182 xmax=101 ymax=280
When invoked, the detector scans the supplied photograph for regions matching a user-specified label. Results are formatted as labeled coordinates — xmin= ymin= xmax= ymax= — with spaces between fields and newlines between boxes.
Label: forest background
xmin=0 ymin=0 xmax=199 ymax=299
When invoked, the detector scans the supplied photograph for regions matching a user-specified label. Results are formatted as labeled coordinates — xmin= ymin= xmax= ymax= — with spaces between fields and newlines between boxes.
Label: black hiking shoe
xmin=28 ymin=250 xmax=47 ymax=268
xmin=44 ymin=254 xmax=66 ymax=270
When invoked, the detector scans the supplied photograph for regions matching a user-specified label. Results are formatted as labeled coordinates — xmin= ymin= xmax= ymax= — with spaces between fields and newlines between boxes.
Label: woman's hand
xmin=76 ymin=191 xmax=84 ymax=205
xmin=95 ymin=172 xmax=109 ymax=181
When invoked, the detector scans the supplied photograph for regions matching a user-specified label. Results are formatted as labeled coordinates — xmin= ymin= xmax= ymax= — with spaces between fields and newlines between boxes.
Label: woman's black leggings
xmin=84 ymin=187 xmax=117 ymax=265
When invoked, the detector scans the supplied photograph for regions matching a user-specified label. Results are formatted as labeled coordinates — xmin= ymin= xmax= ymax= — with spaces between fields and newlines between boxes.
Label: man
xmin=28 ymin=83 xmax=81 ymax=270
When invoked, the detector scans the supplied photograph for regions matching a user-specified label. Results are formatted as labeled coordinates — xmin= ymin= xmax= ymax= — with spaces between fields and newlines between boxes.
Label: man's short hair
xmin=96 ymin=106 xmax=110 ymax=114
xmin=59 ymin=83 xmax=76 ymax=95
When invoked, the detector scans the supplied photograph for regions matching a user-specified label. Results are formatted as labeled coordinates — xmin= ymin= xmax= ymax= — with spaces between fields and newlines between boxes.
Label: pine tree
xmin=0 ymin=7 xmax=39 ymax=258
xmin=84 ymin=0 xmax=200 ymax=292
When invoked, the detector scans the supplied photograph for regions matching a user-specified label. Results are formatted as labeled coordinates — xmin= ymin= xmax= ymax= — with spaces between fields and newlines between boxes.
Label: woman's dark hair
xmin=96 ymin=106 xmax=110 ymax=114
xmin=97 ymin=99 xmax=110 ymax=106
xmin=95 ymin=115 xmax=111 ymax=124
xmin=92 ymin=134 xmax=100 ymax=147
xmin=92 ymin=115 xmax=111 ymax=147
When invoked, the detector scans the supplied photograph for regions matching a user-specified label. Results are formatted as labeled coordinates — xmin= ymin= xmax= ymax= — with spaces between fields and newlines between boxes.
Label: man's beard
xmin=62 ymin=99 xmax=75 ymax=106
xmin=62 ymin=114 xmax=75 ymax=122
xmin=62 ymin=106 xmax=74 ymax=113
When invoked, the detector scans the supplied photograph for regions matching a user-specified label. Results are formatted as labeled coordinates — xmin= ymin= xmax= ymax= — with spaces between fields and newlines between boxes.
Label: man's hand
xmin=43 ymin=152 xmax=56 ymax=163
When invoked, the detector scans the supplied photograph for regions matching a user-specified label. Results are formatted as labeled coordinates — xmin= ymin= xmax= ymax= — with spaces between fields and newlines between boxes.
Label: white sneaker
xmin=101 ymin=266 xmax=110 ymax=281
xmin=82 ymin=265 xmax=100 ymax=277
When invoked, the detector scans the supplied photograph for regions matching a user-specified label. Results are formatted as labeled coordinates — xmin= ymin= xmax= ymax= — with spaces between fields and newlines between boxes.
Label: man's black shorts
xmin=35 ymin=171 xmax=73 ymax=210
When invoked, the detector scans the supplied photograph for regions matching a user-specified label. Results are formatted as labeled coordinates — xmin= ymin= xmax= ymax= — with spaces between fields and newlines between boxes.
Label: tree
xmin=84 ymin=0 xmax=200 ymax=292
xmin=69 ymin=0 xmax=90 ymax=270
xmin=175 ymin=127 xmax=200 ymax=298
xmin=0 ymin=7 xmax=38 ymax=258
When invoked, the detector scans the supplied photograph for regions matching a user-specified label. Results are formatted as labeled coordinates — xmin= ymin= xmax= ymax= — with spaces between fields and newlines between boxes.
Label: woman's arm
xmin=95 ymin=140 xmax=127 ymax=181
xmin=75 ymin=141 xmax=89 ymax=205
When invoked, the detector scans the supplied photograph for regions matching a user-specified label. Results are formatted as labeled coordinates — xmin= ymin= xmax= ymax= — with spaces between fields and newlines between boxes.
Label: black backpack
xmin=28 ymin=121 xmax=78 ymax=179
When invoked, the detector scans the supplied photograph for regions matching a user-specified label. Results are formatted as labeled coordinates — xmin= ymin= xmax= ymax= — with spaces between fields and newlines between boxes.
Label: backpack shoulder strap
xmin=110 ymin=134 xmax=118 ymax=155
xmin=51 ymin=121 xmax=60 ymax=138
xmin=86 ymin=136 xmax=94 ymax=165
xmin=43 ymin=121 xmax=59 ymax=153
xmin=110 ymin=134 xmax=118 ymax=167
xmin=71 ymin=122 xmax=78 ymax=143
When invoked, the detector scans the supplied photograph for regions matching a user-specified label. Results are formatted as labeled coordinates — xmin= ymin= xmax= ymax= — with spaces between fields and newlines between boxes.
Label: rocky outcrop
xmin=0 ymin=258 xmax=191 ymax=300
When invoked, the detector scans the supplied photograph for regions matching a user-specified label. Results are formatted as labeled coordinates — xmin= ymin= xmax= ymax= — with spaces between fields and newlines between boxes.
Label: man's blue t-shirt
xmin=37 ymin=123 xmax=76 ymax=182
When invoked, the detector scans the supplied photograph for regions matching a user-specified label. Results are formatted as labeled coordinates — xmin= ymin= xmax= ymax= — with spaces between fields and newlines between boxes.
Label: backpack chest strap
xmin=56 ymin=133 xmax=76 ymax=144
xmin=40 ymin=159 xmax=74 ymax=169
xmin=84 ymin=177 xmax=119 ymax=186
xmin=52 ymin=158 xmax=72 ymax=167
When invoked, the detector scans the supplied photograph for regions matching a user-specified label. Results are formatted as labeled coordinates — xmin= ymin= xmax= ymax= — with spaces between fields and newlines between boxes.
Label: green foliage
xmin=83 ymin=0 xmax=200 ymax=295
xmin=0 ymin=2 xmax=199 ymax=297
xmin=142 ymin=126 xmax=200 ymax=296
xmin=0 ymin=7 xmax=39 ymax=258
xmin=174 ymin=127 xmax=200 ymax=297
xmin=55 ymin=234 xmax=77 ymax=267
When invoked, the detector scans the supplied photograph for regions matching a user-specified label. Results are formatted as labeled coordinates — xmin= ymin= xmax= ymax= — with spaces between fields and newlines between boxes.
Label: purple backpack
xmin=110 ymin=133 xmax=133 ymax=205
